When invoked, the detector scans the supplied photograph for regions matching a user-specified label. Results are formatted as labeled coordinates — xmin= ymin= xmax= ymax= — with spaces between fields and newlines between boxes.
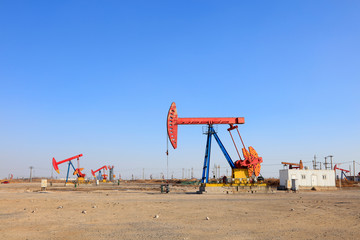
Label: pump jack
xmin=52 ymin=154 xmax=85 ymax=184
xmin=167 ymin=102 xmax=264 ymax=186
xmin=91 ymin=165 xmax=108 ymax=182
xmin=334 ymin=164 xmax=350 ymax=181
xmin=281 ymin=160 xmax=304 ymax=169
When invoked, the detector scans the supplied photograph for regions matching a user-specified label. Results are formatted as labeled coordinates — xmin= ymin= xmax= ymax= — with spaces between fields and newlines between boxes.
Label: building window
xmin=322 ymin=175 xmax=327 ymax=180
xmin=301 ymin=175 xmax=306 ymax=179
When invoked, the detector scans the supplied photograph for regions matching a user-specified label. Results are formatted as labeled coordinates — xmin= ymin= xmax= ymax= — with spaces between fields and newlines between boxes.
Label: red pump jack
xmin=334 ymin=164 xmax=350 ymax=181
xmin=167 ymin=102 xmax=263 ymax=184
xmin=91 ymin=165 xmax=108 ymax=181
xmin=52 ymin=154 xmax=85 ymax=184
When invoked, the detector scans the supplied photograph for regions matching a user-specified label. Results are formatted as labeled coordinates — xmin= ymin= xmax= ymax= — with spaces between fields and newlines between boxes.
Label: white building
xmin=279 ymin=169 xmax=336 ymax=189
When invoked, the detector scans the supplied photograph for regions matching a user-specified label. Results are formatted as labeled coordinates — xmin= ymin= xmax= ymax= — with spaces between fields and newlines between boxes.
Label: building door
xmin=311 ymin=175 xmax=317 ymax=186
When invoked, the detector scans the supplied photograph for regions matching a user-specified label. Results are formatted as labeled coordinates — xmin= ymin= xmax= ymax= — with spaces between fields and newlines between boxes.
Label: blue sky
xmin=1 ymin=1 xmax=359 ymax=179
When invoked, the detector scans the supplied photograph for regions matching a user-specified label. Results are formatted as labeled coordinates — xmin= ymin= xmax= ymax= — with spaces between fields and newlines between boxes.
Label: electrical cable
xmin=335 ymin=161 xmax=353 ymax=165
xmin=166 ymin=126 xmax=169 ymax=180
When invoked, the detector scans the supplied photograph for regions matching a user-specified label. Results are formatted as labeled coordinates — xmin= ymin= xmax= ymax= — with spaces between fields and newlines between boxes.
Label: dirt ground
xmin=0 ymin=182 xmax=359 ymax=240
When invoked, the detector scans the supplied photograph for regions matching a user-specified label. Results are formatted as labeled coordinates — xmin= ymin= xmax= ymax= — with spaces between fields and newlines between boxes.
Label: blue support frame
xmin=341 ymin=171 xmax=349 ymax=181
xmin=65 ymin=161 xmax=77 ymax=184
xmin=201 ymin=125 xmax=235 ymax=183
xmin=98 ymin=170 xmax=103 ymax=180
xmin=212 ymin=130 xmax=236 ymax=169
xmin=201 ymin=126 xmax=212 ymax=183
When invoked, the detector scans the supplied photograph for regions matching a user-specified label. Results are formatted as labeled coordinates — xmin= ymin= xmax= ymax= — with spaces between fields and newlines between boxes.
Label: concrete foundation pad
xmin=198 ymin=185 xmax=273 ymax=194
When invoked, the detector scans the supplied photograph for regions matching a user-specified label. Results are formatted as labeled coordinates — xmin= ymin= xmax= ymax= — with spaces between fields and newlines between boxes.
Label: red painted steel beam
xmin=334 ymin=165 xmax=350 ymax=173
xmin=177 ymin=117 xmax=244 ymax=125
xmin=167 ymin=102 xmax=244 ymax=149
xmin=52 ymin=154 xmax=83 ymax=174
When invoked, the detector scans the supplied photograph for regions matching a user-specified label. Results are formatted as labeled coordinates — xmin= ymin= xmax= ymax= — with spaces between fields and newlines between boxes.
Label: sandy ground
xmin=0 ymin=182 xmax=359 ymax=240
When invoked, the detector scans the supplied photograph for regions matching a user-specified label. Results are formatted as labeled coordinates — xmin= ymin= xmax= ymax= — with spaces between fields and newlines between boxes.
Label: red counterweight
xmin=234 ymin=146 xmax=263 ymax=176
xmin=73 ymin=168 xmax=86 ymax=178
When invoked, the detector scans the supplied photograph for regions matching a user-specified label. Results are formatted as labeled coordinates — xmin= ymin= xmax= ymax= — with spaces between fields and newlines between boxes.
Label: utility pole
xmin=166 ymin=155 xmax=169 ymax=180
xmin=324 ymin=157 xmax=328 ymax=170
xmin=191 ymin=168 xmax=194 ymax=179
xmin=213 ymin=164 xmax=216 ymax=178
xmin=51 ymin=166 xmax=53 ymax=179
xmin=313 ymin=155 xmax=317 ymax=170
xmin=339 ymin=174 xmax=342 ymax=188
xmin=328 ymin=155 xmax=334 ymax=170
xmin=349 ymin=165 xmax=351 ymax=178
xmin=182 ymin=168 xmax=184 ymax=179
xmin=29 ymin=166 xmax=34 ymax=182
xmin=353 ymin=160 xmax=356 ymax=179
xmin=142 ymin=168 xmax=145 ymax=180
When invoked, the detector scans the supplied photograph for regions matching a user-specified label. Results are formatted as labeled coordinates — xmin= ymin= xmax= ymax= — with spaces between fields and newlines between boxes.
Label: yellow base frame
xmin=205 ymin=183 xmax=267 ymax=187
xmin=205 ymin=168 xmax=266 ymax=187
xmin=77 ymin=177 xmax=85 ymax=184
xmin=232 ymin=168 xmax=249 ymax=179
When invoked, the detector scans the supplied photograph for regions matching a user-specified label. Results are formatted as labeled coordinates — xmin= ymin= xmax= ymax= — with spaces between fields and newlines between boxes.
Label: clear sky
xmin=1 ymin=1 xmax=359 ymax=179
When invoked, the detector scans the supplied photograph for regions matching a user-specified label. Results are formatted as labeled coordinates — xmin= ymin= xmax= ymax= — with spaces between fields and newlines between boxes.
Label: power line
xmin=335 ymin=161 xmax=354 ymax=165
xmin=261 ymin=163 xmax=283 ymax=166
xmin=29 ymin=166 xmax=34 ymax=182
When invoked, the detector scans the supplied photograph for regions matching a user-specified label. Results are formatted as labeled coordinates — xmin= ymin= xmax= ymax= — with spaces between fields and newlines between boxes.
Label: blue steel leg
xmin=213 ymin=130 xmax=235 ymax=169
xmin=202 ymin=126 xmax=212 ymax=183
xmin=69 ymin=161 xmax=80 ymax=177
xmin=65 ymin=161 xmax=71 ymax=184
xmin=342 ymin=171 xmax=348 ymax=181
xmin=66 ymin=161 xmax=77 ymax=184
xmin=69 ymin=162 xmax=77 ymax=172
xmin=201 ymin=132 xmax=209 ymax=183
xmin=205 ymin=128 xmax=212 ymax=183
